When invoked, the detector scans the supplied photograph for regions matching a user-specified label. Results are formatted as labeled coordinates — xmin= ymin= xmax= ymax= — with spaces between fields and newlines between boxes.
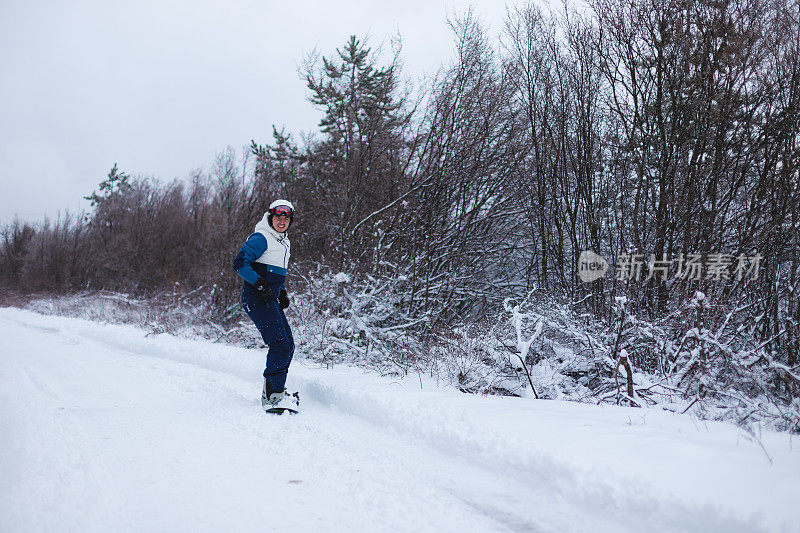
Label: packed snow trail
xmin=1 ymin=308 xmax=798 ymax=533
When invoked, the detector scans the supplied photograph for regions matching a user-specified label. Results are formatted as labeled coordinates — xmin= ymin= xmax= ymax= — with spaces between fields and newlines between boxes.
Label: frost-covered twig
xmin=504 ymin=299 xmax=542 ymax=398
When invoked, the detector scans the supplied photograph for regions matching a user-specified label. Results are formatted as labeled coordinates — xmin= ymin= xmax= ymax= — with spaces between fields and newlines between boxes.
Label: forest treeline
xmin=2 ymin=0 xmax=799 ymax=418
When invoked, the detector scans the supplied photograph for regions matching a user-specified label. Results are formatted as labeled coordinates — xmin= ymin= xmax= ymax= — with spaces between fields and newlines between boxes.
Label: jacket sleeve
xmin=232 ymin=233 xmax=268 ymax=285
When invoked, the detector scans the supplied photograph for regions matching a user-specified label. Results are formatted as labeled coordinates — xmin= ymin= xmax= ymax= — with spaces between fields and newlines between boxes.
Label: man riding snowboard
xmin=233 ymin=199 xmax=298 ymax=412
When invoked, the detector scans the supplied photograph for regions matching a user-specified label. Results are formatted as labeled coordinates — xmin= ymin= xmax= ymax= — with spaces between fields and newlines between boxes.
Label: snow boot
xmin=262 ymin=378 xmax=300 ymax=411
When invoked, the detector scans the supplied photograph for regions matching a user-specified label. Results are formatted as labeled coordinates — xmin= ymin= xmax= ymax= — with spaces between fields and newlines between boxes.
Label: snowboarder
xmin=233 ymin=199 xmax=299 ymax=413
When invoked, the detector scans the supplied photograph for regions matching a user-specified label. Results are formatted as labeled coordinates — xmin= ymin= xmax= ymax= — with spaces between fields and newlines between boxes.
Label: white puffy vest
xmin=253 ymin=215 xmax=291 ymax=272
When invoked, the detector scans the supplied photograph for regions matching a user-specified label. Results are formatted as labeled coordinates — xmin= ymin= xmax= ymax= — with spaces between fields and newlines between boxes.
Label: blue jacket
xmin=233 ymin=214 xmax=291 ymax=290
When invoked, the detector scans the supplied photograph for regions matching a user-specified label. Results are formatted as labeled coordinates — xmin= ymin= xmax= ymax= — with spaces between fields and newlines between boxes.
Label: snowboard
xmin=264 ymin=406 xmax=299 ymax=415
xmin=263 ymin=391 xmax=300 ymax=415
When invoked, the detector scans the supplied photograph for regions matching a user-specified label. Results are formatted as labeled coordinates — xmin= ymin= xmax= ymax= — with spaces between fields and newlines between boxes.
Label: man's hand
xmin=278 ymin=289 xmax=290 ymax=309
xmin=254 ymin=278 xmax=274 ymax=303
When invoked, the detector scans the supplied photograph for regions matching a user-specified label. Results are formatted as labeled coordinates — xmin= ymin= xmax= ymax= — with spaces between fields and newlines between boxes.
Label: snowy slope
xmin=1 ymin=307 xmax=798 ymax=533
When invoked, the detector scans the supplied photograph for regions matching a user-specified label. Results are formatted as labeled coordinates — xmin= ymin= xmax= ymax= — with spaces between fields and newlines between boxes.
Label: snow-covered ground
xmin=1 ymin=307 xmax=798 ymax=533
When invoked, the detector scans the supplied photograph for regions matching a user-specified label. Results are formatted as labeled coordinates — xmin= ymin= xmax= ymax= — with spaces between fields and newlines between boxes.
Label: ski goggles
xmin=272 ymin=206 xmax=293 ymax=218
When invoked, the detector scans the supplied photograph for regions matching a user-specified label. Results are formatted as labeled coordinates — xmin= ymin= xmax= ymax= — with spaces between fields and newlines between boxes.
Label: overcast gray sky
xmin=0 ymin=0 xmax=511 ymax=226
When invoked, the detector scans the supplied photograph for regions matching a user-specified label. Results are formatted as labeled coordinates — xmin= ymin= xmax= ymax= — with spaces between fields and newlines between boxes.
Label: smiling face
xmin=270 ymin=205 xmax=292 ymax=233
xmin=272 ymin=214 xmax=290 ymax=233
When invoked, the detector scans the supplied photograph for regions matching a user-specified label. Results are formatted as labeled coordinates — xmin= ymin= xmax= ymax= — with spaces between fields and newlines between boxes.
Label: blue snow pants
xmin=242 ymin=286 xmax=295 ymax=394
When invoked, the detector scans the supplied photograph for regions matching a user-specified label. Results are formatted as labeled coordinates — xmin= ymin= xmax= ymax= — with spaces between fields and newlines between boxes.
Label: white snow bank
xmin=1 ymin=307 xmax=798 ymax=533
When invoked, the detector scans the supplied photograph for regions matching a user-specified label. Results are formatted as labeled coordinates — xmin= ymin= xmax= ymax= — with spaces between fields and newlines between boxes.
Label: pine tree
xmin=303 ymin=35 xmax=410 ymax=266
